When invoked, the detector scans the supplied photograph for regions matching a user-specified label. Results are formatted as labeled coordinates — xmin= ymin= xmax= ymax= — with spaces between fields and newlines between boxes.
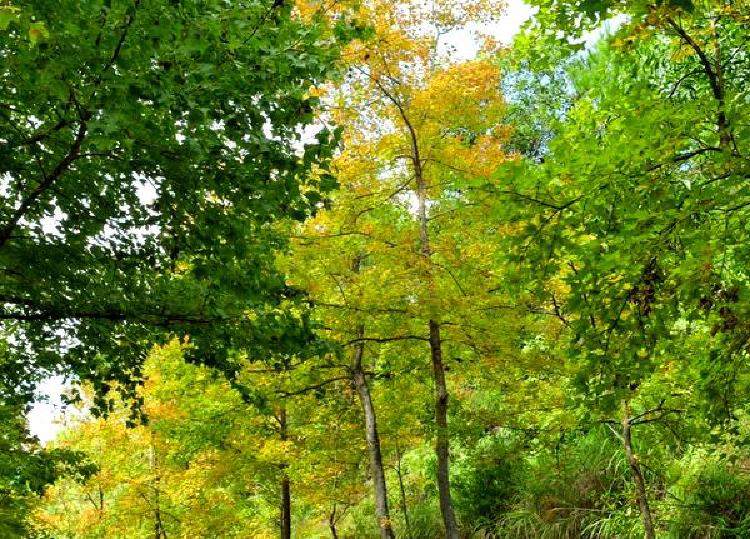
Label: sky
xmin=441 ymin=0 xmax=536 ymax=59
xmin=26 ymin=0 xmax=537 ymax=444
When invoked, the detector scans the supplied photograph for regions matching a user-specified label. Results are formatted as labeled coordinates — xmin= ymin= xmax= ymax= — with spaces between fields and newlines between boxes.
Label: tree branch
xmin=0 ymin=116 xmax=88 ymax=249
xmin=345 ymin=335 xmax=429 ymax=346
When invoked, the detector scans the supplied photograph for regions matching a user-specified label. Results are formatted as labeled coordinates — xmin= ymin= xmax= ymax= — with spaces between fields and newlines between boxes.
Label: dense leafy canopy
xmin=1 ymin=1 xmax=352 ymax=535
xmin=6 ymin=0 xmax=750 ymax=537
xmin=0 ymin=0 xmax=349 ymax=407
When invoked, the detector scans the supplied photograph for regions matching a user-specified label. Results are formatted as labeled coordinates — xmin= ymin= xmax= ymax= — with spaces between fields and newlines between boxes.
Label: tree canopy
xmin=6 ymin=0 xmax=750 ymax=537
xmin=0 ymin=0 xmax=351 ymax=407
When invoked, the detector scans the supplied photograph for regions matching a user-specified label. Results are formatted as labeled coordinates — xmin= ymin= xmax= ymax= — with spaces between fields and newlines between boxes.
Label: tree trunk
xmin=280 ymin=477 xmax=291 ymax=539
xmin=352 ymin=330 xmax=396 ymax=539
xmin=622 ymin=400 xmax=655 ymax=539
xmin=97 ymin=486 xmax=105 ymax=523
xmin=329 ymin=504 xmax=339 ymax=539
xmin=429 ymin=319 xmax=459 ymax=539
xmin=279 ymin=407 xmax=292 ymax=539
xmin=711 ymin=18 xmax=730 ymax=149
xmin=406 ymin=105 xmax=460 ymax=539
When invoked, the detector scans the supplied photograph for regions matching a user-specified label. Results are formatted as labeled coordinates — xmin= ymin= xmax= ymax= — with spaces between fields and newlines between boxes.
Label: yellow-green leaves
xmin=28 ymin=21 xmax=48 ymax=45
xmin=0 ymin=6 xmax=19 ymax=30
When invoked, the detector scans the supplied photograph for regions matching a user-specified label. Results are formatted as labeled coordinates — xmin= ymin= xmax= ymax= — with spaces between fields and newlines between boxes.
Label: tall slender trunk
xmin=280 ymin=477 xmax=291 ymax=539
xmin=412 ymin=127 xmax=459 ymax=539
xmin=622 ymin=400 xmax=655 ymax=539
xmin=97 ymin=486 xmax=105 ymax=523
xmin=352 ymin=326 xmax=395 ymax=539
xmin=429 ymin=319 xmax=459 ymax=538
xmin=383 ymin=80 xmax=459 ymax=536
xmin=279 ymin=407 xmax=292 ymax=539
xmin=396 ymin=443 xmax=412 ymax=539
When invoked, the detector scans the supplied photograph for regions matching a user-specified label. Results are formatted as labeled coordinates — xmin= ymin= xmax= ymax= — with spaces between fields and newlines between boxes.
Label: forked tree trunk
xmin=622 ymin=400 xmax=655 ymax=539
xmin=329 ymin=504 xmax=339 ymax=539
xmin=352 ymin=329 xmax=395 ymax=539
xmin=279 ymin=407 xmax=292 ymax=539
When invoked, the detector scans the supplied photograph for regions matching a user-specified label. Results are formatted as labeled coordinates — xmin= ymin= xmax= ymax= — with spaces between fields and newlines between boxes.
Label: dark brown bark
xmin=279 ymin=407 xmax=292 ymax=539
xmin=329 ymin=504 xmax=339 ymax=539
xmin=0 ymin=118 xmax=87 ymax=249
xmin=280 ymin=477 xmax=291 ymax=539
xmin=711 ymin=18 xmax=731 ymax=149
xmin=351 ymin=333 xmax=395 ymax=539
xmin=375 ymin=69 xmax=459 ymax=538
xmin=408 ymin=102 xmax=460 ymax=539
xmin=412 ymin=112 xmax=459 ymax=539
xmin=99 ymin=487 xmax=105 ymax=522
xmin=666 ymin=16 xmax=731 ymax=150
xmin=429 ymin=320 xmax=459 ymax=539
xmin=622 ymin=401 xmax=655 ymax=539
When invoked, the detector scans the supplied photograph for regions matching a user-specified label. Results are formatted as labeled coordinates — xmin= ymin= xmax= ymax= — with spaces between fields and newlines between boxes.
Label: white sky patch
xmin=26 ymin=375 xmax=67 ymax=444
xmin=136 ymin=174 xmax=159 ymax=206
xmin=39 ymin=205 xmax=67 ymax=237
xmin=1 ymin=172 xmax=13 ymax=198
xmin=581 ymin=13 xmax=629 ymax=48
xmin=439 ymin=0 xmax=536 ymax=60
xmin=296 ymin=123 xmax=325 ymax=150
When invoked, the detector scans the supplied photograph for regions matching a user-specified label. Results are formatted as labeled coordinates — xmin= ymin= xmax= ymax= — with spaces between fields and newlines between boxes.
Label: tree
xmin=497 ymin=1 xmax=750 ymax=535
xmin=34 ymin=342 xmax=280 ymax=538
xmin=33 ymin=340 xmax=375 ymax=538
xmin=26 ymin=1 xmax=750 ymax=537
xmin=0 ymin=0 xmax=351 ymax=410
xmin=0 ymin=401 xmax=94 ymax=538
xmin=290 ymin=0 xmax=514 ymax=531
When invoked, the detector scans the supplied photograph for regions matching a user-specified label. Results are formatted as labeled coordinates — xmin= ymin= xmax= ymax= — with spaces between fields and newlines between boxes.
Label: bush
xmin=666 ymin=448 xmax=750 ymax=538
